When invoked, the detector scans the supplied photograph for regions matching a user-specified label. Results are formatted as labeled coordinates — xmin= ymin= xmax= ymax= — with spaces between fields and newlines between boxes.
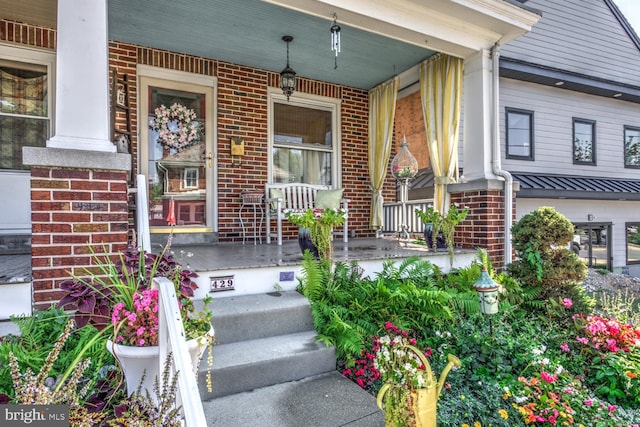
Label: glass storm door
xmin=140 ymin=76 xmax=215 ymax=232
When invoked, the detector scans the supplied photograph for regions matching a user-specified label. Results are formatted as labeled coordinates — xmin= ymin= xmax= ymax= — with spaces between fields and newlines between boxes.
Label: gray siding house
xmin=497 ymin=0 xmax=640 ymax=274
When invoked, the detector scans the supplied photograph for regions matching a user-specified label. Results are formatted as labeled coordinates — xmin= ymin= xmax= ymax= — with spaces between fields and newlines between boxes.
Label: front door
xmin=573 ymin=222 xmax=612 ymax=271
xmin=139 ymin=69 xmax=217 ymax=237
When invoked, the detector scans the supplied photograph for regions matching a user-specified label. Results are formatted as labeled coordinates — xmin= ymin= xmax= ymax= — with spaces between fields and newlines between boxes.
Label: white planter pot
xmin=106 ymin=327 xmax=214 ymax=397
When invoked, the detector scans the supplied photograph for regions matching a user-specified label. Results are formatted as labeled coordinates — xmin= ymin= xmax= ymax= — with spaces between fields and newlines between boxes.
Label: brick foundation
xmin=449 ymin=182 xmax=515 ymax=269
xmin=28 ymin=163 xmax=130 ymax=311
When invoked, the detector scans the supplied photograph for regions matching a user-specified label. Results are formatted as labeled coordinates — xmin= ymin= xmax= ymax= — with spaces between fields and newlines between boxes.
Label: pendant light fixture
xmin=280 ymin=35 xmax=296 ymax=101
xmin=330 ymin=14 xmax=341 ymax=69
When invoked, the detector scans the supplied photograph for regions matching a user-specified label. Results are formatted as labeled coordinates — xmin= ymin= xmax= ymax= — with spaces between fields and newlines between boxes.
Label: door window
xmin=148 ymin=87 xmax=206 ymax=227
xmin=572 ymin=223 xmax=611 ymax=270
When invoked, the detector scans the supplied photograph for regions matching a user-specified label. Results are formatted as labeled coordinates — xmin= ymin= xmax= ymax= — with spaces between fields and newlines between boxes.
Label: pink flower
xmin=576 ymin=336 xmax=589 ymax=345
xmin=584 ymin=398 xmax=593 ymax=406
xmin=540 ymin=371 xmax=557 ymax=383
xmin=560 ymin=342 xmax=570 ymax=352
xmin=608 ymin=404 xmax=617 ymax=413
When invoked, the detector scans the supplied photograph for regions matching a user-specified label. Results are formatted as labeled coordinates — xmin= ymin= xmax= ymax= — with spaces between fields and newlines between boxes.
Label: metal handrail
xmin=156 ymin=276 xmax=207 ymax=427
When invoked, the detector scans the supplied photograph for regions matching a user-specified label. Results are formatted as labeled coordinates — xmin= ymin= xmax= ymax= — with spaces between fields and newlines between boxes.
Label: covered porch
xmin=0 ymin=0 xmax=539 ymax=314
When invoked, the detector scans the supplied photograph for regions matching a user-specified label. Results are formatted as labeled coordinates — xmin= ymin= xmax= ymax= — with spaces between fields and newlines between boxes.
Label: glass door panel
xmin=147 ymin=87 xmax=206 ymax=227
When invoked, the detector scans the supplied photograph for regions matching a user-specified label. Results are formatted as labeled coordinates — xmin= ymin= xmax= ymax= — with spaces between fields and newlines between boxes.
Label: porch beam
xmin=261 ymin=0 xmax=539 ymax=58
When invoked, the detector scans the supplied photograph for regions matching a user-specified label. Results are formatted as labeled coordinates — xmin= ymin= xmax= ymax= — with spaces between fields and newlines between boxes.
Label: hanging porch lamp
xmin=330 ymin=14 xmax=341 ymax=69
xmin=280 ymin=35 xmax=296 ymax=101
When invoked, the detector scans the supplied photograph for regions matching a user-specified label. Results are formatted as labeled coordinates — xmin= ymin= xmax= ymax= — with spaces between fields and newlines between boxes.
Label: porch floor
xmin=0 ymin=236 xmax=462 ymax=286
xmin=167 ymin=235 xmax=436 ymax=272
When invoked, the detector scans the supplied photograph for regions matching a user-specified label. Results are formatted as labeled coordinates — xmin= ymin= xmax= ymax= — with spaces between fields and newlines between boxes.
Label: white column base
xmin=47 ymin=135 xmax=116 ymax=153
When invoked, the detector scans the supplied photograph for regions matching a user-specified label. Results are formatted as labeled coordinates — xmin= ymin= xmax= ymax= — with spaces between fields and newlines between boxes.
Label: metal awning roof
xmin=512 ymin=172 xmax=640 ymax=200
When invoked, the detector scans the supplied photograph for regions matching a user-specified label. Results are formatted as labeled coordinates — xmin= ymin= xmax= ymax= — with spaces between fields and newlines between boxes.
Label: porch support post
xmin=460 ymin=49 xmax=495 ymax=182
xmin=447 ymin=49 xmax=516 ymax=269
xmin=47 ymin=0 xmax=114 ymax=152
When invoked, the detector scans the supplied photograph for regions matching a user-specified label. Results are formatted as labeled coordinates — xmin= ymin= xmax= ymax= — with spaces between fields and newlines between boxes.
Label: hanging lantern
xmin=330 ymin=14 xmax=341 ymax=69
xmin=473 ymin=266 xmax=500 ymax=315
xmin=390 ymin=135 xmax=419 ymax=181
xmin=280 ymin=35 xmax=296 ymax=101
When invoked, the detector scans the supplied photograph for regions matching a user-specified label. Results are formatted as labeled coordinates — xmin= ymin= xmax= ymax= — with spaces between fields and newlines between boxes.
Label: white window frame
xmin=183 ymin=167 xmax=199 ymax=189
xmin=0 ymin=44 xmax=56 ymax=157
xmin=267 ymin=88 xmax=342 ymax=186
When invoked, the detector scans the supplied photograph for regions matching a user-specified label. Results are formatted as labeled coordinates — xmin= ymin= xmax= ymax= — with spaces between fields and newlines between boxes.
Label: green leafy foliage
xmin=300 ymin=255 xmax=467 ymax=363
xmin=507 ymin=207 xmax=590 ymax=310
xmin=0 ymin=308 xmax=113 ymax=400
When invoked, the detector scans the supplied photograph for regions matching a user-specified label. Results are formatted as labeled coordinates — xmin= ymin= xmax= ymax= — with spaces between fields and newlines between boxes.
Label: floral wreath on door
xmin=149 ymin=103 xmax=202 ymax=152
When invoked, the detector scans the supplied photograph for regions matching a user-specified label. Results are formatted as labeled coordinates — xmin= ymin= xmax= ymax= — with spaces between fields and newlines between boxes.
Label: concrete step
xmin=202 ymin=371 xmax=384 ymax=427
xmin=200 ymin=330 xmax=336 ymax=399
xmin=206 ymin=291 xmax=315 ymax=344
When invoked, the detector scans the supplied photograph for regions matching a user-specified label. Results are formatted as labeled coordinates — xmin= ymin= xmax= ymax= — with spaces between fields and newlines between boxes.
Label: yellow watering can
xmin=376 ymin=344 xmax=461 ymax=427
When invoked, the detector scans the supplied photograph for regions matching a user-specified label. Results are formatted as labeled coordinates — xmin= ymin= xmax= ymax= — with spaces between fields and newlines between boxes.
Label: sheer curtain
xmin=420 ymin=54 xmax=463 ymax=213
xmin=368 ymin=77 xmax=399 ymax=229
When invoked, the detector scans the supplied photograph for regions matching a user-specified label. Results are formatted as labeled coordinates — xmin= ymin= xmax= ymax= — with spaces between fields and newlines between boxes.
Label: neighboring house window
xmin=0 ymin=59 xmax=50 ymax=170
xmin=573 ymin=118 xmax=596 ymax=165
xmin=183 ymin=168 xmax=199 ymax=189
xmin=626 ymin=222 xmax=640 ymax=264
xmin=269 ymin=91 xmax=340 ymax=185
xmin=505 ymin=108 xmax=534 ymax=160
xmin=624 ymin=126 xmax=640 ymax=168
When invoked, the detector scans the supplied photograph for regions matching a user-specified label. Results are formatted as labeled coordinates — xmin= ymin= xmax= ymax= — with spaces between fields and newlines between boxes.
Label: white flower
xmin=514 ymin=395 xmax=528 ymax=403
xmin=541 ymin=358 xmax=550 ymax=365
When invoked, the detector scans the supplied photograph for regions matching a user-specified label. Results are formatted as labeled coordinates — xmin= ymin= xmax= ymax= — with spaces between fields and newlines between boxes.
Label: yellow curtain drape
xmin=368 ymin=77 xmax=399 ymax=229
xmin=420 ymin=54 xmax=463 ymax=213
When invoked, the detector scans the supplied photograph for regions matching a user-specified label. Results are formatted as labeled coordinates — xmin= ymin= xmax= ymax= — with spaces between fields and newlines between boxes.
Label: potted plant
xmin=374 ymin=322 xmax=461 ymax=427
xmin=416 ymin=204 xmax=469 ymax=263
xmin=57 ymin=245 xmax=214 ymax=397
xmin=284 ymin=208 xmax=346 ymax=261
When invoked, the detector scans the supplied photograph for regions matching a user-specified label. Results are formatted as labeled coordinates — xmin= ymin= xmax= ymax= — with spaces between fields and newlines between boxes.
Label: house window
xmin=505 ymin=108 xmax=534 ymax=160
xmin=269 ymin=91 xmax=340 ymax=185
xmin=573 ymin=118 xmax=596 ymax=165
xmin=0 ymin=59 xmax=50 ymax=170
xmin=624 ymin=126 xmax=640 ymax=168
xmin=626 ymin=222 xmax=640 ymax=264
xmin=183 ymin=168 xmax=199 ymax=189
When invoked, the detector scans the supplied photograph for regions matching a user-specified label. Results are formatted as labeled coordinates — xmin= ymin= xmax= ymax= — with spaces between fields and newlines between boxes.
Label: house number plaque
xmin=210 ymin=275 xmax=235 ymax=292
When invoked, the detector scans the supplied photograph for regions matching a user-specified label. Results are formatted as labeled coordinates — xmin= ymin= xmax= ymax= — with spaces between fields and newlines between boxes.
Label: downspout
xmin=490 ymin=43 xmax=513 ymax=268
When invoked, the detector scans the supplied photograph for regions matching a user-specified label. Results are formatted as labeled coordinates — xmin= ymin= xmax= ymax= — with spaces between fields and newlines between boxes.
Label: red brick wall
xmin=394 ymin=92 xmax=429 ymax=169
xmin=451 ymin=189 xmax=515 ymax=270
xmin=0 ymin=20 xmax=56 ymax=49
xmin=108 ymin=41 xmax=377 ymax=240
xmin=30 ymin=168 xmax=129 ymax=310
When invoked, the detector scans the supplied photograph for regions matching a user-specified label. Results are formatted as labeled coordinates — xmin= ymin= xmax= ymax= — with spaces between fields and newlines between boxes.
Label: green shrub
xmin=0 ymin=307 xmax=113 ymax=400
xmin=507 ymin=207 xmax=591 ymax=312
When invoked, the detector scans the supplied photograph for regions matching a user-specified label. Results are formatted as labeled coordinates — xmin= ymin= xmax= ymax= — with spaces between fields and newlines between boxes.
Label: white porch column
xmin=47 ymin=0 xmax=114 ymax=152
xmin=461 ymin=49 xmax=495 ymax=181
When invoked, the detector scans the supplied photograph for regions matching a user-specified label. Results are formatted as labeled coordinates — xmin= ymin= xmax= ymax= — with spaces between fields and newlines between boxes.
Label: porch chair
xmin=264 ymin=183 xmax=349 ymax=245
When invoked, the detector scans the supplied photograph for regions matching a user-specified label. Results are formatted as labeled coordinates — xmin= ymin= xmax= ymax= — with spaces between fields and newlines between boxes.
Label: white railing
xmin=135 ymin=174 xmax=151 ymax=252
xmin=156 ymin=277 xmax=207 ymax=427
xmin=382 ymin=199 xmax=433 ymax=234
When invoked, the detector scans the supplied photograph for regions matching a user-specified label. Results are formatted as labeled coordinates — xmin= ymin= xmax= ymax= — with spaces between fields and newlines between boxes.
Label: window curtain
xmin=368 ymin=77 xmax=399 ymax=229
xmin=419 ymin=54 xmax=463 ymax=213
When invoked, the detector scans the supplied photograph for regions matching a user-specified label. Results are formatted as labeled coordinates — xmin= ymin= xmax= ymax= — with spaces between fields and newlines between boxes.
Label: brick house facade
xmin=1 ymin=1 xmax=539 ymax=312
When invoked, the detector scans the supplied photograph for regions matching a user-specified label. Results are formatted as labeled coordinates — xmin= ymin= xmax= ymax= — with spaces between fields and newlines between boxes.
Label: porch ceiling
xmin=1 ymin=0 xmax=539 ymax=91
xmin=107 ymin=0 xmax=436 ymax=90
